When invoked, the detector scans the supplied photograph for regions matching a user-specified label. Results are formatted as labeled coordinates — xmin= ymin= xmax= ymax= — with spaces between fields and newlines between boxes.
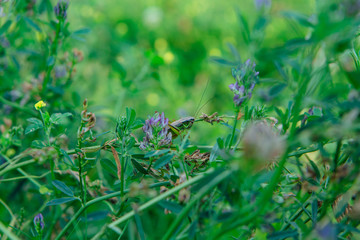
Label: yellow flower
xmin=34 ymin=100 xmax=46 ymax=110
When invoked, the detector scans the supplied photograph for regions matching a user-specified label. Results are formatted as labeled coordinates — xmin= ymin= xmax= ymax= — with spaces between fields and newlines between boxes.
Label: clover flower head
xmin=34 ymin=100 xmax=46 ymax=110
xmin=229 ymin=59 xmax=259 ymax=107
xmin=139 ymin=112 xmax=172 ymax=150
xmin=33 ymin=213 xmax=45 ymax=230
xmin=54 ymin=0 xmax=69 ymax=20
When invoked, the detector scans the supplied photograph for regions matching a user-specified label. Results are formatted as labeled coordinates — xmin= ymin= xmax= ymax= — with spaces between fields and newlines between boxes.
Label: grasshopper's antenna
xmin=193 ymin=78 xmax=211 ymax=118
xmin=194 ymin=96 xmax=215 ymax=120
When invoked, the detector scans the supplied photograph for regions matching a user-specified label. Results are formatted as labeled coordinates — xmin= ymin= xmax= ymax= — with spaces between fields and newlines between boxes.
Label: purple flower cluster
xmin=254 ymin=0 xmax=271 ymax=10
xmin=229 ymin=59 xmax=259 ymax=107
xmin=139 ymin=112 xmax=172 ymax=150
xmin=54 ymin=0 xmax=69 ymax=20
xmin=33 ymin=213 xmax=45 ymax=230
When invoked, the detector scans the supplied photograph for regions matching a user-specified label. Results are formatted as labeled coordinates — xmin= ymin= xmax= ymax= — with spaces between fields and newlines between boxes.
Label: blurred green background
xmin=1 ymin=0 xmax=320 ymax=146
xmin=59 ymin=0 xmax=314 ymax=144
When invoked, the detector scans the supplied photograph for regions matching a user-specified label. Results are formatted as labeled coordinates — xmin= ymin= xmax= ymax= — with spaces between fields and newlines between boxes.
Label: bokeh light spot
xmin=146 ymin=93 xmax=160 ymax=106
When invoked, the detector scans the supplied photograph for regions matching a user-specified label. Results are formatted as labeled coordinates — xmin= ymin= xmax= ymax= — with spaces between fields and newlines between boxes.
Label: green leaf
xmin=60 ymin=149 xmax=74 ymax=166
xmin=50 ymin=112 xmax=72 ymax=125
xmin=47 ymin=56 xmax=55 ymax=66
xmin=153 ymin=154 xmax=174 ymax=169
xmin=220 ymin=122 xmax=241 ymax=133
xmin=72 ymin=28 xmax=91 ymax=35
xmin=81 ymin=211 xmax=108 ymax=221
xmin=25 ymin=120 xmax=43 ymax=134
xmin=281 ymin=11 xmax=314 ymax=28
xmin=209 ymin=56 xmax=236 ymax=66
xmin=253 ymin=16 xmax=268 ymax=31
xmin=52 ymin=180 xmax=74 ymax=197
xmin=268 ymin=230 xmax=298 ymax=240
xmin=23 ymin=17 xmax=41 ymax=32
xmin=226 ymin=42 xmax=241 ymax=63
xmin=312 ymin=107 xmax=323 ymax=117
xmin=210 ymin=142 xmax=219 ymax=162
xmin=101 ymin=158 xmax=117 ymax=176
xmin=150 ymin=55 xmax=164 ymax=67
xmin=269 ymin=83 xmax=287 ymax=97
xmin=0 ymin=20 xmax=12 ymax=35
xmin=131 ymin=119 xmax=143 ymax=130
xmin=131 ymin=158 xmax=148 ymax=174
xmin=158 ymin=200 xmax=183 ymax=214
xmin=31 ymin=140 xmax=46 ymax=149
xmin=216 ymin=137 xmax=224 ymax=149
xmin=312 ymin=199 xmax=318 ymax=225
xmin=126 ymin=107 xmax=136 ymax=127
xmin=183 ymin=146 xmax=198 ymax=154
xmin=308 ymin=159 xmax=321 ymax=180
xmin=134 ymin=213 xmax=146 ymax=240
xmin=306 ymin=178 xmax=319 ymax=186
xmin=345 ymin=71 xmax=360 ymax=89
xmin=46 ymin=197 xmax=77 ymax=206
xmin=192 ymin=169 xmax=225 ymax=192
xmin=145 ymin=149 xmax=170 ymax=158
xmin=27 ymin=118 xmax=43 ymax=125
xmin=236 ymin=8 xmax=250 ymax=44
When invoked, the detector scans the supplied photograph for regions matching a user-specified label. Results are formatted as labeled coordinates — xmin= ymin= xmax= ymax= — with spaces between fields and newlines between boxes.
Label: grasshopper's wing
xmin=168 ymin=124 xmax=181 ymax=138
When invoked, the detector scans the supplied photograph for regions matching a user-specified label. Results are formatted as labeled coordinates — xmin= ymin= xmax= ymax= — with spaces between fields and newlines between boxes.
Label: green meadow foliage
xmin=1 ymin=0 xmax=360 ymax=239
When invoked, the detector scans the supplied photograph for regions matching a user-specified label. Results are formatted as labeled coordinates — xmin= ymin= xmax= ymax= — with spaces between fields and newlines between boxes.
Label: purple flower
xmin=139 ymin=112 xmax=172 ymax=150
xmin=254 ymin=0 xmax=271 ymax=10
xmin=302 ymin=106 xmax=322 ymax=125
xmin=54 ymin=0 xmax=69 ymax=20
xmin=33 ymin=213 xmax=44 ymax=230
xmin=229 ymin=59 xmax=259 ymax=107
xmin=233 ymin=94 xmax=246 ymax=106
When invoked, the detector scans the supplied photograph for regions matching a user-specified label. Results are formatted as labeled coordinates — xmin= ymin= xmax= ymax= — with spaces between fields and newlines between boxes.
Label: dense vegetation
xmin=1 ymin=0 xmax=360 ymax=239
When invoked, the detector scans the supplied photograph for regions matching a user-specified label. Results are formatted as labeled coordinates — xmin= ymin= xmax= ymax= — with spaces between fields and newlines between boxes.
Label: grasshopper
xmin=167 ymin=112 xmax=223 ymax=139
xmin=168 ymin=116 xmax=195 ymax=139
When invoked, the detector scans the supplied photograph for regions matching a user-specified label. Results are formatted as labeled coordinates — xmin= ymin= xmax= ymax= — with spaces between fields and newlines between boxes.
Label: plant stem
xmin=229 ymin=108 xmax=240 ymax=149
xmin=332 ymin=139 xmax=342 ymax=171
xmin=0 ymin=97 xmax=37 ymax=117
xmin=0 ymin=159 xmax=36 ymax=176
xmin=162 ymin=170 xmax=231 ymax=240
xmin=55 ymin=181 xmax=170 ymax=240
xmin=120 ymin=138 xmax=126 ymax=197
xmin=0 ymin=221 xmax=20 ymax=240
xmin=108 ymin=170 xmax=215 ymax=234
xmin=0 ymin=153 xmax=42 ymax=188
xmin=42 ymin=19 xmax=62 ymax=95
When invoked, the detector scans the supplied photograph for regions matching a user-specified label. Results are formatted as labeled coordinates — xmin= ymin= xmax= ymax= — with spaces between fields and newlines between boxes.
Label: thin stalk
xmin=162 ymin=170 xmax=231 ymax=240
xmin=108 ymin=170 xmax=215 ymax=234
xmin=120 ymin=138 xmax=126 ymax=197
xmin=332 ymin=139 xmax=342 ymax=171
xmin=77 ymin=121 xmax=86 ymax=205
xmin=0 ymin=96 xmax=37 ymax=117
xmin=0 ymin=221 xmax=20 ymax=240
xmin=66 ymin=143 xmax=239 ymax=155
xmin=281 ymin=201 xmax=311 ymax=230
xmin=228 ymin=108 xmax=240 ymax=149
xmin=0 ymin=198 xmax=16 ymax=223
xmin=55 ymin=181 xmax=170 ymax=240
xmin=0 ymin=172 xmax=50 ymax=182
xmin=42 ymin=19 xmax=62 ymax=94
xmin=0 ymin=159 xmax=36 ymax=176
